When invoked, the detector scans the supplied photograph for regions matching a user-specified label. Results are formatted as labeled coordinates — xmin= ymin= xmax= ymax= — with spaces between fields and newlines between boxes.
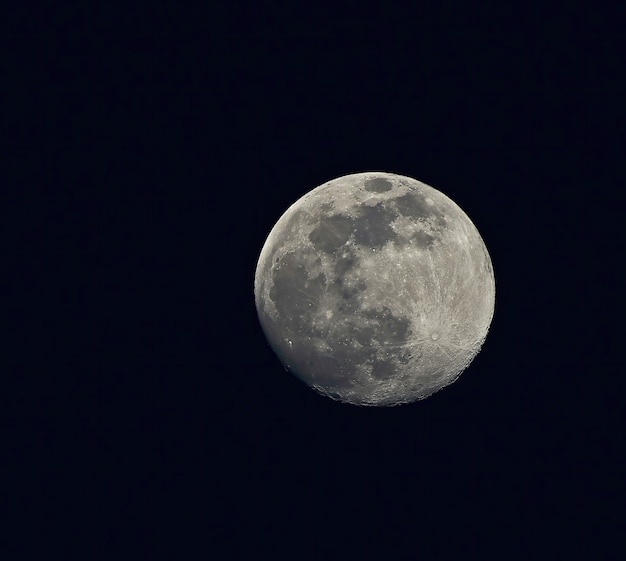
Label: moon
xmin=254 ymin=172 xmax=495 ymax=406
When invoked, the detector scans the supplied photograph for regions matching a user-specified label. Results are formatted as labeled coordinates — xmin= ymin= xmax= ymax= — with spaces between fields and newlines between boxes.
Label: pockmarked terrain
xmin=255 ymin=172 xmax=495 ymax=406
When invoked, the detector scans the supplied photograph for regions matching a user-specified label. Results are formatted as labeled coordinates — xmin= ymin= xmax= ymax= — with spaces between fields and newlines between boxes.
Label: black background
xmin=3 ymin=2 xmax=624 ymax=555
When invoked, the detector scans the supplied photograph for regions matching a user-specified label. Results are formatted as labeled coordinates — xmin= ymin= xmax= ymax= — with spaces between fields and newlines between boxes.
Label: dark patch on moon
xmin=352 ymin=203 xmax=399 ymax=249
xmin=306 ymin=355 xmax=354 ymax=388
xmin=393 ymin=192 xmax=434 ymax=221
xmin=308 ymin=214 xmax=353 ymax=253
xmin=396 ymin=349 xmax=414 ymax=364
xmin=362 ymin=306 xmax=411 ymax=346
xmin=350 ymin=323 xmax=379 ymax=347
xmin=269 ymin=252 xmax=326 ymax=333
xmin=340 ymin=285 xmax=360 ymax=303
xmin=370 ymin=360 xmax=397 ymax=380
xmin=323 ymin=280 xmax=365 ymax=315
xmin=364 ymin=178 xmax=393 ymax=193
xmin=288 ymin=342 xmax=360 ymax=391
xmin=333 ymin=250 xmax=358 ymax=277
xmin=411 ymin=230 xmax=436 ymax=249
xmin=390 ymin=191 xmax=448 ymax=248
xmin=392 ymin=192 xmax=447 ymax=228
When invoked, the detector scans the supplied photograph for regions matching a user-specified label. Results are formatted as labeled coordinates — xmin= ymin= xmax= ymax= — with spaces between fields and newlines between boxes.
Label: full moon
xmin=254 ymin=172 xmax=495 ymax=406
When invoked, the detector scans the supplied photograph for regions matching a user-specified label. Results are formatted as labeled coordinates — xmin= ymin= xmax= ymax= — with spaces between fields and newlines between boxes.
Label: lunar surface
xmin=254 ymin=172 xmax=495 ymax=406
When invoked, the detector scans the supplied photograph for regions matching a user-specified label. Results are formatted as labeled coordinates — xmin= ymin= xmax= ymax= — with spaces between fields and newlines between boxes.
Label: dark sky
xmin=4 ymin=2 xmax=624 ymax=553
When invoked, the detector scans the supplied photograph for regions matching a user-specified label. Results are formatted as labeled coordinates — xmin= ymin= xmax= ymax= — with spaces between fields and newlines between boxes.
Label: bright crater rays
xmin=254 ymin=172 xmax=495 ymax=406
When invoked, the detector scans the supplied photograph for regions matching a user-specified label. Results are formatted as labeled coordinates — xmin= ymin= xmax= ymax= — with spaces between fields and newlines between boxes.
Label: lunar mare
xmin=254 ymin=172 xmax=495 ymax=406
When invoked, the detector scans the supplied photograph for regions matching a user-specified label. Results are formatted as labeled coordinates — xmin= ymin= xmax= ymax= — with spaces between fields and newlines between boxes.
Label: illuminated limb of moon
xmin=254 ymin=172 xmax=495 ymax=406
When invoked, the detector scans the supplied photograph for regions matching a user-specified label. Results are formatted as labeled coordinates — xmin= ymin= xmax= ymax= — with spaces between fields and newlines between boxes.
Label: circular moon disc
xmin=254 ymin=172 xmax=495 ymax=406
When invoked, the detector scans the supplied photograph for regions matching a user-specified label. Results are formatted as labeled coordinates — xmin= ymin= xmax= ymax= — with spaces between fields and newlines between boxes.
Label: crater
xmin=283 ymin=209 xmax=305 ymax=235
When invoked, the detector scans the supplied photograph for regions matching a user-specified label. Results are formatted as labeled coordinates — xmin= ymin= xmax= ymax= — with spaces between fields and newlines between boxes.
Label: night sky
xmin=4 ymin=2 xmax=624 ymax=554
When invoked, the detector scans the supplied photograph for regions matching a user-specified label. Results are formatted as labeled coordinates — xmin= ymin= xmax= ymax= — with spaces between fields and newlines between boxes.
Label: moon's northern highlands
xmin=254 ymin=172 xmax=495 ymax=406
